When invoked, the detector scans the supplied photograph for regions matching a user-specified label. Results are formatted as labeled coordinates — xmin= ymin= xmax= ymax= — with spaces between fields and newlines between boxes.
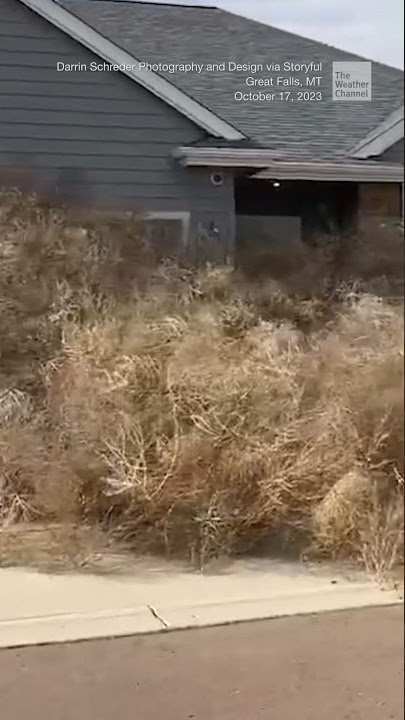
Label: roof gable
xmin=349 ymin=105 xmax=404 ymax=159
xmin=16 ymin=0 xmax=244 ymax=141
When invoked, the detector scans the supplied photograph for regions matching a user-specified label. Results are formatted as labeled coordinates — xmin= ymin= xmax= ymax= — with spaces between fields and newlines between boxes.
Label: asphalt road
xmin=1 ymin=607 xmax=403 ymax=720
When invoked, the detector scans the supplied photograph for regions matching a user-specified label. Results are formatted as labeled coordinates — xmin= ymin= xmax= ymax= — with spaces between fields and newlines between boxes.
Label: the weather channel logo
xmin=333 ymin=62 xmax=372 ymax=101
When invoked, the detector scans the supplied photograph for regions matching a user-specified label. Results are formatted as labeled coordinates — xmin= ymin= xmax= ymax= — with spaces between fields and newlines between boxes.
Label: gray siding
xmin=0 ymin=0 xmax=235 ymax=258
xmin=377 ymin=139 xmax=404 ymax=164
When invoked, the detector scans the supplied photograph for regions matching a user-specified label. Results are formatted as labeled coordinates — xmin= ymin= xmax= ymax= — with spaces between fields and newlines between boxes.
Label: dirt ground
xmin=1 ymin=606 xmax=403 ymax=720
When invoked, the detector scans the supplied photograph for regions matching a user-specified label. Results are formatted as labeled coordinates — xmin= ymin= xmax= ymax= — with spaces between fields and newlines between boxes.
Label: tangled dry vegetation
xmin=1 ymin=189 xmax=404 ymax=574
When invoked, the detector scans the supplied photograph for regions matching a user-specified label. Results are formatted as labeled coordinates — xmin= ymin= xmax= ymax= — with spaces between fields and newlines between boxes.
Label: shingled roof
xmin=60 ymin=0 xmax=404 ymax=159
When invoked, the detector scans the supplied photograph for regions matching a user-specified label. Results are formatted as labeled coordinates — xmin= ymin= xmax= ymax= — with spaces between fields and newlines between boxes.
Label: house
xmin=1 ymin=0 xmax=404 ymax=263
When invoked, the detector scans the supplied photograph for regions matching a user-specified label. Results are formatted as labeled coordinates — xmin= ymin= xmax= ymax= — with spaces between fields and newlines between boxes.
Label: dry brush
xmin=1 ymin=189 xmax=403 ymax=573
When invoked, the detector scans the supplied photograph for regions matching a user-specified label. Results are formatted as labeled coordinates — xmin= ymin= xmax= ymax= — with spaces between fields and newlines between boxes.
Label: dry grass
xmin=1 ymin=189 xmax=404 ymax=573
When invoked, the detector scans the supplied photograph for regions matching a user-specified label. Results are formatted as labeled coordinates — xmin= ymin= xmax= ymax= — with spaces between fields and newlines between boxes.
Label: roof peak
xmin=75 ymin=0 xmax=218 ymax=8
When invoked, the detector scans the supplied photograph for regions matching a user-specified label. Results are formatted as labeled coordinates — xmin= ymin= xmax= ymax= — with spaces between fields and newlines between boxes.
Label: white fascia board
xmin=17 ymin=0 xmax=244 ymax=141
xmin=173 ymin=147 xmax=293 ymax=167
xmin=255 ymin=162 xmax=404 ymax=182
xmin=349 ymin=106 xmax=404 ymax=159
xmin=173 ymin=148 xmax=404 ymax=181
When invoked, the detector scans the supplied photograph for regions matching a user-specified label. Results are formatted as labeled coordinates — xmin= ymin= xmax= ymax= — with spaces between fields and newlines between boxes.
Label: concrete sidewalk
xmin=1 ymin=558 xmax=402 ymax=648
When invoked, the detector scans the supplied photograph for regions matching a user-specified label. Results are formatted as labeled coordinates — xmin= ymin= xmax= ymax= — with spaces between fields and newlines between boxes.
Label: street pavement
xmin=1 ymin=606 xmax=403 ymax=720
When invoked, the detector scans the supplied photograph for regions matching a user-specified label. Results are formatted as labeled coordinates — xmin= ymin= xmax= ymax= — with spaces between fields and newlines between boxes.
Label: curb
xmin=1 ymin=582 xmax=402 ymax=649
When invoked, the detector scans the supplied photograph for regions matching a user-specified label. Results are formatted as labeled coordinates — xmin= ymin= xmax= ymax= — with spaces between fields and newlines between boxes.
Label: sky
xmin=145 ymin=0 xmax=404 ymax=68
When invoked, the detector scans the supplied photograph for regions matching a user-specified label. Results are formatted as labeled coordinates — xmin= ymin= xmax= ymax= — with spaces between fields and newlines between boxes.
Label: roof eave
xmin=173 ymin=147 xmax=293 ymax=167
xmin=255 ymin=163 xmax=404 ymax=182
xmin=173 ymin=147 xmax=404 ymax=181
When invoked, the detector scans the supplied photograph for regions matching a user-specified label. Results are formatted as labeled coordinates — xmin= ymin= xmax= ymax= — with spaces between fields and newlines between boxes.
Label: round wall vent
xmin=210 ymin=171 xmax=225 ymax=186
